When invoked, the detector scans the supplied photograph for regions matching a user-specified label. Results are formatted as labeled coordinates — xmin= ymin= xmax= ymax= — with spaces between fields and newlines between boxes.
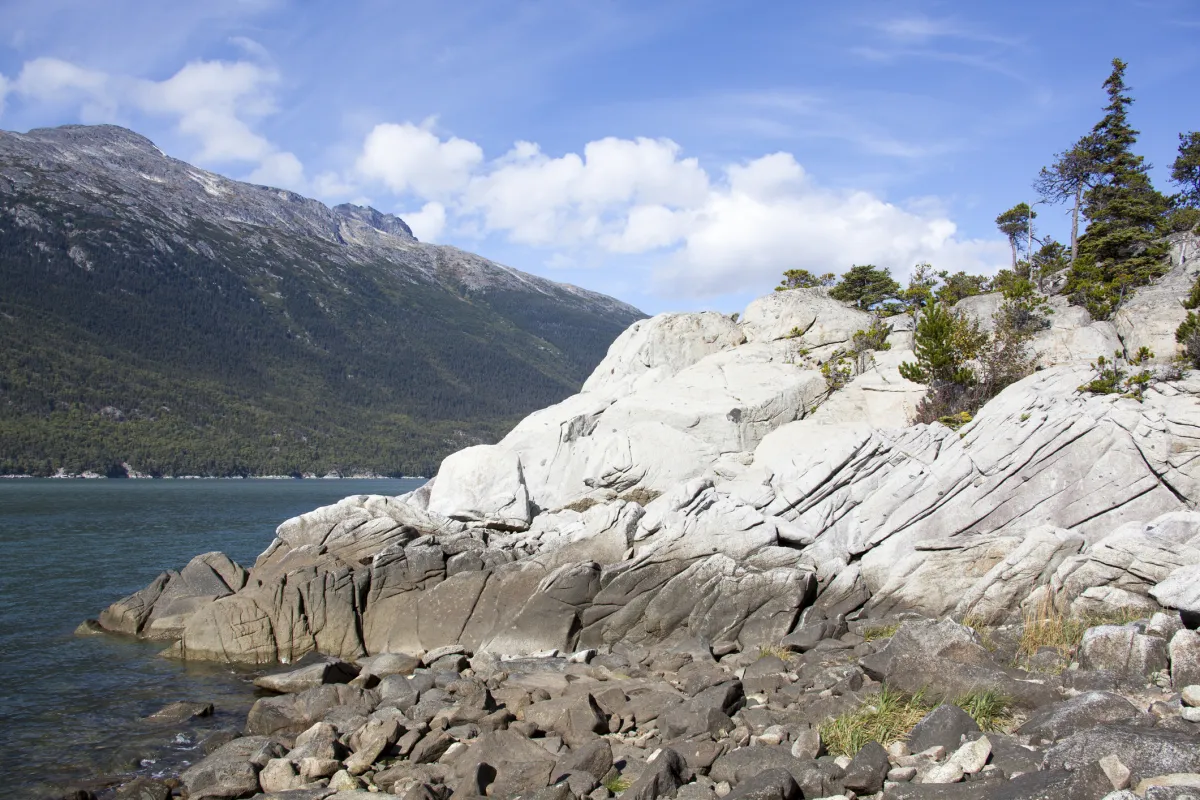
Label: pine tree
xmin=1171 ymin=132 xmax=1200 ymax=208
xmin=828 ymin=265 xmax=901 ymax=310
xmin=1066 ymin=58 xmax=1170 ymax=320
xmin=1033 ymin=135 xmax=1102 ymax=262
xmin=995 ymin=203 xmax=1037 ymax=272
xmin=776 ymin=269 xmax=836 ymax=291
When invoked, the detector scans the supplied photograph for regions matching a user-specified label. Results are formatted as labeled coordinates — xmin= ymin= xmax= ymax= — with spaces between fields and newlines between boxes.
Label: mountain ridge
xmin=0 ymin=124 xmax=645 ymax=477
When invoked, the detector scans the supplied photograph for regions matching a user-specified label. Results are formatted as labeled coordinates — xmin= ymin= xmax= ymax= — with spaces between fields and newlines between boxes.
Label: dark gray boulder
xmin=907 ymin=705 xmax=980 ymax=753
xmin=842 ymin=740 xmax=889 ymax=794
xmin=723 ymin=768 xmax=802 ymax=800
xmin=1044 ymin=725 xmax=1200 ymax=786
xmin=1016 ymin=691 xmax=1151 ymax=745
xmin=626 ymin=748 xmax=692 ymax=800
xmin=180 ymin=736 xmax=284 ymax=799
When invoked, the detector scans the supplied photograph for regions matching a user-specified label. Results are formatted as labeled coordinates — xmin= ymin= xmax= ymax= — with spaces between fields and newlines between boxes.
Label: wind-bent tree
xmin=1034 ymin=135 xmax=1102 ymax=262
xmin=776 ymin=269 xmax=836 ymax=291
xmin=829 ymin=265 xmax=901 ymax=310
xmin=996 ymin=203 xmax=1037 ymax=272
xmin=1067 ymin=58 xmax=1170 ymax=320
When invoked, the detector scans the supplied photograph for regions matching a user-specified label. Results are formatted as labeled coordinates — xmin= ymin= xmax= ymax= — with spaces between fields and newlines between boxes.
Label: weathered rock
xmin=144 ymin=700 xmax=214 ymax=723
xmin=112 ymin=778 xmax=171 ymax=800
xmin=626 ymin=748 xmax=692 ymax=800
xmin=180 ymin=736 xmax=284 ymax=799
xmin=523 ymin=693 xmax=608 ymax=746
xmin=907 ymin=705 xmax=980 ymax=753
xmin=428 ymin=445 xmax=532 ymax=530
xmin=1079 ymin=626 xmax=1170 ymax=682
xmin=258 ymin=758 xmax=305 ymax=793
xmin=842 ymin=740 xmax=889 ymax=794
xmin=722 ymin=768 xmax=802 ymax=800
xmin=858 ymin=619 xmax=1056 ymax=708
xmin=246 ymin=685 xmax=378 ymax=736
xmin=1044 ymin=725 xmax=1200 ymax=786
xmin=254 ymin=660 xmax=360 ymax=693
xmin=1017 ymin=692 xmax=1151 ymax=745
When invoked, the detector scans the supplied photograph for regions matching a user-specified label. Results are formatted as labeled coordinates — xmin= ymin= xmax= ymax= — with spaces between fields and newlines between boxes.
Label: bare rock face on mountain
xmin=96 ymin=240 xmax=1200 ymax=664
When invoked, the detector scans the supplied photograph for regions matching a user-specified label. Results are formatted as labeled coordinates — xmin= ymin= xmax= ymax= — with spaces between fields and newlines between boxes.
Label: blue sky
xmin=0 ymin=0 xmax=1196 ymax=314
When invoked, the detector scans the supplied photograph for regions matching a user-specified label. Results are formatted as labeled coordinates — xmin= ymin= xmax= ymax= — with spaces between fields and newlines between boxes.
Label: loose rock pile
xmin=100 ymin=614 xmax=1200 ymax=800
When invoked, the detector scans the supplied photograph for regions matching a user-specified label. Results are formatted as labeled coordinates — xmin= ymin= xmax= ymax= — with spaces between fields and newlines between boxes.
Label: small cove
xmin=0 ymin=477 xmax=421 ymax=796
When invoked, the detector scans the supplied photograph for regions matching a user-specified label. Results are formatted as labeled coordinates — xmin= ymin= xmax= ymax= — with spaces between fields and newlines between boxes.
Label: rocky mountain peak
xmin=333 ymin=203 xmax=416 ymax=241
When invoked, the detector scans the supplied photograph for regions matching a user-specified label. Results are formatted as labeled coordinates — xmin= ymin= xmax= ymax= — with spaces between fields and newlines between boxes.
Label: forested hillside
xmin=0 ymin=125 xmax=643 ymax=477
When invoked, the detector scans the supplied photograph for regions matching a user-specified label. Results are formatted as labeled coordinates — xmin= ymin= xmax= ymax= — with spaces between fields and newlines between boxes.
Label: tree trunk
xmin=1010 ymin=240 xmax=1017 ymax=271
xmin=1070 ymin=187 xmax=1081 ymax=262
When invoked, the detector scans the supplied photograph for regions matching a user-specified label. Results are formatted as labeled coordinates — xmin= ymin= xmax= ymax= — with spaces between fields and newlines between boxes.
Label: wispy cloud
xmin=872 ymin=15 xmax=1023 ymax=47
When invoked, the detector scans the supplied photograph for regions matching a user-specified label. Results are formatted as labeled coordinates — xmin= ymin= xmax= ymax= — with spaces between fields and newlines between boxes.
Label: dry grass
xmin=1018 ymin=597 xmax=1148 ymax=660
xmin=861 ymin=623 xmax=901 ymax=642
xmin=820 ymin=686 xmax=932 ymax=757
xmin=756 ymin=643 xmax=795 ymax=662
xmin=960 ymin=614 xmax=999 ymax=653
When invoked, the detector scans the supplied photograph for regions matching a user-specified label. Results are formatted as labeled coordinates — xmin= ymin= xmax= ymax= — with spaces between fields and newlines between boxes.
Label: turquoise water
xmin=0 ymin=478 xmax=422 ymax=796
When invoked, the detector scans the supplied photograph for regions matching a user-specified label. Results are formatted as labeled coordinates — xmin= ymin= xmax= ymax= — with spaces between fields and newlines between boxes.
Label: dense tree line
xmin=0 ymin=191 xmax=640 ymax=477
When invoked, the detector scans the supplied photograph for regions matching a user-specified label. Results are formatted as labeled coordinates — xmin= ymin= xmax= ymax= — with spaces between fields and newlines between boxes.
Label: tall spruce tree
xmin=1066 ymin=58 xmax=1169 ymax=320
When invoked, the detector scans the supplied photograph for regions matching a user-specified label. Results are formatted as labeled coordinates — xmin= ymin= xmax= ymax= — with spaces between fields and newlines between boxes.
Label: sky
xmin=0 ymin=1 xmax=1196 ymax=314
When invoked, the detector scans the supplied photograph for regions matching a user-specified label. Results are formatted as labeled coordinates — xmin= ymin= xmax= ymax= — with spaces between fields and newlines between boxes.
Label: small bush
xmin=785 ymin=325 xmax=805 ymax=339
xmin=757 ymin=643 xmax=794 ymax=661
xmin=820 ymin=686 xmax=932 ymax=757
xmin=619 ymin=487 xmax=662 ymax=506
xmin=1078 ymin=350 xmax=1156 ymax=401
xmin=821 ymin=354 xmax=853 ymax=391
xmin=562 ymin=497 xmax=601 ymax=513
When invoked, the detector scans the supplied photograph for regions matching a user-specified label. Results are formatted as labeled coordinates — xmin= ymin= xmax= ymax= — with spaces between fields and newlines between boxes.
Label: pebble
xmin=887 ymin=766 xmax=917 ymax=782
xmin=1099 ymin=754 xmax=1131 ymax=790
xmin=948 ymin=735 xmax=991 ymax=774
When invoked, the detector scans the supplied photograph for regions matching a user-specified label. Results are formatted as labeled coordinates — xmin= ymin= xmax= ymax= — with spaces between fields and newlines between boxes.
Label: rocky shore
xmin=78 ymin=233 xmax=1200 ymax=798
xmin=81 ymin=611 xmax=1200 ymax=800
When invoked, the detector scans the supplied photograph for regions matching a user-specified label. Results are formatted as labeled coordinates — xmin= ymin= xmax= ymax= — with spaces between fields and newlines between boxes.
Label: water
xmin=0 ymin=477 xmax=422 ymax=796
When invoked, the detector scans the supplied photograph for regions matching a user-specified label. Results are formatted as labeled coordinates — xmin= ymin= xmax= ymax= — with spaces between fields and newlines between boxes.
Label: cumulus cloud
xmin=460 ymin=137 xmax=709 ymax=247
xmin=6 ymin=56 xmax=303 ymax=187
xmin=401 ymin=201 xmax=448 ymax=242
xmin=355 ymin=122 xmax=483 ymax=197
xmin=342 ymin=125 xmax=1007 ymax=299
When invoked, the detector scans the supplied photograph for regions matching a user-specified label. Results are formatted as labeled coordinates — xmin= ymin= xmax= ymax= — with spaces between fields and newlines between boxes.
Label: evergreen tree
xmin=902 ymin=262 xmax=938 ymax=312
xmin=829 ymin=265 xmax=901 ymax=310
xmin=996 ymin=203 xmax=1037 ymax=272
xmin=935 ymin=271 xmax=991 ymax=306
xmin=776 ymin=269 xmax=836 ymax=291
xmin=898 ymin=301 xmax=981 ymax=387
xmin=1066 ymin=58 xmax=1170 ymax=320
xmin=1171 ymin=132 xmax=1200 ymax=208
xmin=1034 ymin=134 xmax=1102 ymax=262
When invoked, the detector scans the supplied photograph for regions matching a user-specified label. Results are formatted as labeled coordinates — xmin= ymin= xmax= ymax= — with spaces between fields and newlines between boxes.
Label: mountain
xmin=0 ymin=124 xmax=644 ymax=477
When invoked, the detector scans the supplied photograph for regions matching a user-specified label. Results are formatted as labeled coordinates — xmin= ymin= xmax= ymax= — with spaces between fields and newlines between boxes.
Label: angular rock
xmin=1044 ymin=725 xmax=1200 ymax=786
xmin=1080 ymin=626 xmax=1170 ymax=682
xmin=428 ymin=445 xmax=532 ymax=530
xmin=842 ymin=740 xmax=889 ymax=794
xmin=626 ymin=748 xmax=692 ymax=800
xmin=723 ymin=768 xmax=802 ymax=800
xmin=907 ymin=705 xmax=980 ymax=753
xmin=1170 ymin=630 xmax=1200 ymax=689
xmin=254 ymin=660 xmax=360 ymax=694
xmin=1017 ymin=692 xmax=1151 ymax=745
xmin=180 ymin=736 xmax=283 ymax=799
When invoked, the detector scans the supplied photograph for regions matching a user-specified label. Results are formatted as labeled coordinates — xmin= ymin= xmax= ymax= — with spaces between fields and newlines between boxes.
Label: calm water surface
xmin=0 ymin=478 xmax=422 ymax=796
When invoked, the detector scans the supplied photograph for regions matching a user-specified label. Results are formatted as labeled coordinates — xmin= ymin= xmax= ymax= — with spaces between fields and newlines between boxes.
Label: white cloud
xmin=355 ymin=122 xmax=483 ymax=197
xmin=6 ymin=56 xmax=302 ymax=187
xmin=248 ymin=151 xmax=305 ymax=189
xmin=0 ymin=73 xmax=9 ymax=119
xmin=401 ymin=201 xmax=447 ymax=242
xmin=338 ymin=125 xmax=1008 ymax=300
xmin=657 ymin=152 xmax=1007 ymax=296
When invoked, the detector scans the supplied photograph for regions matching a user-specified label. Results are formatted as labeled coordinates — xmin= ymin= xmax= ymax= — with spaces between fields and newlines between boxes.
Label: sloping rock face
xmin=96 ymin=254 xmax=1200 ymax=663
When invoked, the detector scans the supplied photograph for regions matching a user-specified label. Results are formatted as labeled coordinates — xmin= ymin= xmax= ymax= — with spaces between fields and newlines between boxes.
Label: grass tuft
xmin=820 ymin=686 xmax=932 ymax=757
xmin=954 ymin=689 xmax=1015 ymax=732
xmin=619 ymin=487 xmax=662 ymax=506
xmin=603 ymin=774 xmax=633 ymax=794
xmin=861 ymin=623 xmax=901 ymax=642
